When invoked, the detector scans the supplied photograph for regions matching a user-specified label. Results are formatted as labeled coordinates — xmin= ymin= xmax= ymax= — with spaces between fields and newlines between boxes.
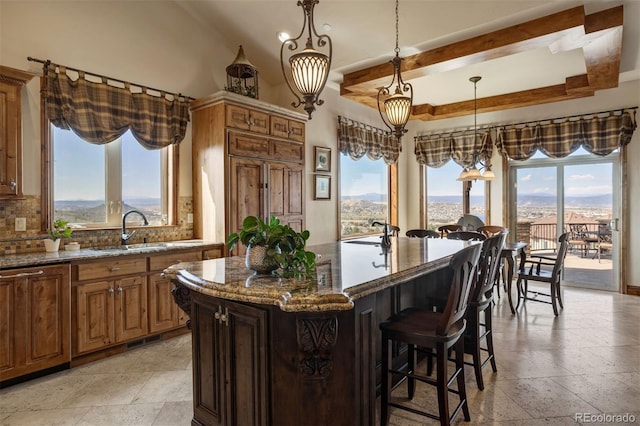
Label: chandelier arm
xmin=280 ymin=42 xmax=303 ymax=109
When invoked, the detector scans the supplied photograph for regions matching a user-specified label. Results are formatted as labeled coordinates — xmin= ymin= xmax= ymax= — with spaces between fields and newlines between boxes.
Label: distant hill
xmin=341 ymin=193 xmax=611 ymax=207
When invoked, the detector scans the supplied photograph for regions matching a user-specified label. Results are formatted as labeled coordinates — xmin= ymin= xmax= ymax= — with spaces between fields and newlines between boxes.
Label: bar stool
xmin=463 ymin=232 xmax=506 ymax=390
xmin=379 ymin=243 xmax=482 ymax=426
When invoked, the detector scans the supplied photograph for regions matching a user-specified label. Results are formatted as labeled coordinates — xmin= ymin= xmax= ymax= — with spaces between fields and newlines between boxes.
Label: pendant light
xmin=457 ymin=76 xmax=495 ymax=181
xmin=280 ymin=0 xmax=332 ymax=119
xmin=377 ymin=0 xmax=413 ymax=141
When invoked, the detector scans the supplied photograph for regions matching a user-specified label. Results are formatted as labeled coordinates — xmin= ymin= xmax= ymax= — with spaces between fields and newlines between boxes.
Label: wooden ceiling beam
xmin=340 ymin=5 xmax=624 ymax=121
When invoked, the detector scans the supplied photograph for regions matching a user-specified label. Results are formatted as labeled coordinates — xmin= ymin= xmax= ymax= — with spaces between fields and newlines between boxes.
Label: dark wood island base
xmin=165 ymin=237 xmax=473 ymax=425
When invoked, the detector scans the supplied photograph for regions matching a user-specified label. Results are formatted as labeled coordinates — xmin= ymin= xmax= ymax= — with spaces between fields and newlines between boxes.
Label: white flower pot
xmin=44 ymin=238 xmax=61 ymax=253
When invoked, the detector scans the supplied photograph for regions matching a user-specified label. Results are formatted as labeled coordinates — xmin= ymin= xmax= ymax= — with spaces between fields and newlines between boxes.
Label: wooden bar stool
xmin=380 ymin=243 xmax=482 ymax=426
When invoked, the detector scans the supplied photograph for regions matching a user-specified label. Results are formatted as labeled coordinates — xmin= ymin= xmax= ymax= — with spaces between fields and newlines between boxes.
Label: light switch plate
xmin=187 ymin=213 xmax=194 ymax=224
xmin=15 ymin=217 xmax=26 ymax=231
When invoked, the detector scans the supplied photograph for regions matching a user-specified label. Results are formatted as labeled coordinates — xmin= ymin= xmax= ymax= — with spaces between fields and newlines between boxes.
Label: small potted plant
xmin=226 ymin=215 xmax=316 ymax=277
xmin=44 ymin=219 xmax=73 ymax=252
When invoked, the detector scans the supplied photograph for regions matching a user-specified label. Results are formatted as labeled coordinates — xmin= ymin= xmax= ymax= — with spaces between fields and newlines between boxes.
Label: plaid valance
xmin=414 ymin=130 xmax=493 ymax=169
xmin=338 ymin=117 xmax=400 ymax=165
xmin=496 ymin=111 xmax=637 ymax=160
xmin=45 ymin=64 xmax=190 ymax=149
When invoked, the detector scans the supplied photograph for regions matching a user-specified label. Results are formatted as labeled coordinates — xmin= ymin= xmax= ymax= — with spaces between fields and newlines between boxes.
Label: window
xmin=51 ymin=127 xmax=175 ymax=228
xmin=425 ymin=161 xmax=486 ymax=229
xmin=340 ymin=154 xmax=389 ymax=238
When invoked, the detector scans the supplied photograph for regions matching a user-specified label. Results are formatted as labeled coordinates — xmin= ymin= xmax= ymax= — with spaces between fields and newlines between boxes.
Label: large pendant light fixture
xmin=377 ymin=0 xmax=413 ymax=141
xmin=457 ymin=76 xmax=495 ymax=181
xmin=280 ymin=0 xmax=332 ymax=119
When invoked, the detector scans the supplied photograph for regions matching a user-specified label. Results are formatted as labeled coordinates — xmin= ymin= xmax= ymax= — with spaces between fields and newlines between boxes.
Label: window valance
xmin=414 ymin=130 xmax=492 ymax=169
xmin=496 ymin=110 xmax=637 ymax=160
xmin=45 ymin=63 xmax=190 ymax=149
xmin=338 ymin=116 xmax=400 ymax=165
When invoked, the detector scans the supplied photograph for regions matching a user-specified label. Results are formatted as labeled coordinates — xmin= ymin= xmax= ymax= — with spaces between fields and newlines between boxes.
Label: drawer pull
xmin=110 ymin=267 xmax=121 ymax=272
xmin=109 ymin=286 xmax=114 ymax=295
xmin=0 ymin=270 xmax=44 ymax=279
xmin=118 ymin=286 xmax=123 ymax=295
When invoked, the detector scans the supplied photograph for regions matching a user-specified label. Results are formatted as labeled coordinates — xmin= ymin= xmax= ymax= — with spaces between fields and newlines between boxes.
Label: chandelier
xmin=457 ymin=76 xmax=495 ymax=181
xmin=280 ymin=0 xmax=332 ymax=119
xmin=377 ymin=0 xmax=413 ymax=141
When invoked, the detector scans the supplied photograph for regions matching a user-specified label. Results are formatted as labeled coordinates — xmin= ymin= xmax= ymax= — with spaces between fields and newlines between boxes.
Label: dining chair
xmin=446 ymin=231 xmax=486 ymax=241
xmin=476 ymin=225 xmax=506 ymax=238
xmin=515 ymin=232 xmax=570 ymax=316
xmin=389 ymin=225 xmax=400 ymax=237
xmin=406 ymin=229 xmax=440 ymax=238
xmin=437 ymin=224 xmax=462 ymax=238
xmin=380 ymin=243 xmax=482 ymax=426
xmin=463 ymin=232 xmax=506 ymax=390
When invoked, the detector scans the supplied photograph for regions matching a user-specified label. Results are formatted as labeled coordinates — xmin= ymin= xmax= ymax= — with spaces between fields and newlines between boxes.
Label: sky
xmin=54 ymin=128 xmax=160 ymax=201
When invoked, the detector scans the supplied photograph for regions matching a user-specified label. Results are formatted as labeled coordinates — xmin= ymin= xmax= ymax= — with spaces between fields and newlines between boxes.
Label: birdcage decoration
xmin=225 ymin=45 xmax=259 ymax=99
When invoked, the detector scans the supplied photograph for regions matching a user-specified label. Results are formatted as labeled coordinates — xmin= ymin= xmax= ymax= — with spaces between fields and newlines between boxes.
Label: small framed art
xmin=314 ymin=146 xmax=331 ymax=172
xmin=314 ymin=175 xmax=331 ymax=200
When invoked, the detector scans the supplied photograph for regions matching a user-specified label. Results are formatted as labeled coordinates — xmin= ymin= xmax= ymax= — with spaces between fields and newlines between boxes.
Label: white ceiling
xmin=177 ymin=0 xmax=640 ymax=107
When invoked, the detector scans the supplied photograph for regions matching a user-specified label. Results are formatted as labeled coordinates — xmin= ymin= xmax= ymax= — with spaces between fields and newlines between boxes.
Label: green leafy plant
xmin=227 ymin=215 xmax=316 ymax=278
xmin=46 ymin=219 xmax=73 ymax=241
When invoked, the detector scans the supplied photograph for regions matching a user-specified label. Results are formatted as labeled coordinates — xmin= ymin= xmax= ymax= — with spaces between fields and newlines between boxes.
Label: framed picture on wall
xmin=314 ymin=175 xmax=331 ymax=200
xmin=314 ymin=146 xmax=331 ymax=172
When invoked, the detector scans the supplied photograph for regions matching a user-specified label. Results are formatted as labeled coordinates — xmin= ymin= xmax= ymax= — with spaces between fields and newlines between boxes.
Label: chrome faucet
xmin=121 ymin=210 xmax=149 ymax=245
xmin=371 ymin=220 xmax=392 ymax=249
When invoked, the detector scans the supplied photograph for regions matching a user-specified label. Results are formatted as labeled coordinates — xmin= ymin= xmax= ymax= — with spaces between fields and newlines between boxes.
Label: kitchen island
xmin=163 ymin=237 xmax=475 ymax=426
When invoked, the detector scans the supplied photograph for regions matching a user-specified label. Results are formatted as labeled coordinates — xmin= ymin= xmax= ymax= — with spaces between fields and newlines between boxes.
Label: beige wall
xmin=2 ymin=1 xmax=639 ymax=286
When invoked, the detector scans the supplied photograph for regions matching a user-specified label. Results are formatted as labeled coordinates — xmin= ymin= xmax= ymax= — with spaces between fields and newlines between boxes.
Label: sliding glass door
xmin=510 ymin=150 xmax=619 ymax=291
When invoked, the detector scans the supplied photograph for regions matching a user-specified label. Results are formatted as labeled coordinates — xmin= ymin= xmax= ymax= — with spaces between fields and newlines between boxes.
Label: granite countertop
xmin=0 ymin=240 xmax=222 ymax=270
xmin=164 ymin=237 xmax=477 ymax=312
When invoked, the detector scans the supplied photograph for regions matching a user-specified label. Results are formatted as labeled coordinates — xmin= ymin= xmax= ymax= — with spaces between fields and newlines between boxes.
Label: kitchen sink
xmin=91 ymin=240 xmax=205 ymax=251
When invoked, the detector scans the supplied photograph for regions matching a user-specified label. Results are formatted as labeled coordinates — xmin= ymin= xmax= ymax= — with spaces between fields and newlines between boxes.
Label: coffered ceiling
xmin=177 ymin=1 xmax=640 ymax=120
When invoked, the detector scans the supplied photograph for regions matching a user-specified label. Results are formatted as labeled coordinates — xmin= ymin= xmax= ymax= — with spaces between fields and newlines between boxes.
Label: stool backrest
xmin=406 ymin=229 xmax=440 ymax=238
xmin=447 ymin=231 xmax=486 ymax=241
xmin=472 ymin=231 xmax=507 ymax=302
xmin=438 ymin=243 xmax=482 ymax=335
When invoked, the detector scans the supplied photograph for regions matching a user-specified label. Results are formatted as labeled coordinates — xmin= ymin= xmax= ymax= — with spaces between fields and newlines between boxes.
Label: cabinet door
xmin=0 ymin=80 xmax=21 ymax=197
xmin=267 ymin=163 xmax=286 ymax=219
xmin=0 ymin=276 xmax=18 ymax=375
xmin=114 ymin=276 xmax=148 ymax=342
xmin=76 ymin=281 xmax=115 ymax=354
xmin=224 ymin=300 xmax=268 ymax=426
xmin=285 ymin=163 xmax=304 ymax=231
xmin=270 ymin=115 xmax=305 ymax=143
xmin=1 ymin=265 xmax=70 ymax=381
xmin=226 ymin=104 xmax=269 ymax=135
xmin=229 ymin=157 xmax=264 ymax=255
xmin=148 ymin=273 xmax=180 ymax=333
xmin=24 ymin=266 xmax=71 ymax=369
xmin=192 ymin=297 xmax=225 ymax=426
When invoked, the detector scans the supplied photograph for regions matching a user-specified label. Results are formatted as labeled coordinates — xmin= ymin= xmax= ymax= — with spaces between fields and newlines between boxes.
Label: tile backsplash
xmin=0 ymin=196 xmax=196 ymax=255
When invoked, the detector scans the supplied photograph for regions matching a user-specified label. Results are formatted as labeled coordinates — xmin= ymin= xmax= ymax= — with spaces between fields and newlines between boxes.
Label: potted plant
xmin=226 ymin=215 xmax=316 ymax=278
xmin=44 ymin=219 xmax=73 ymax=252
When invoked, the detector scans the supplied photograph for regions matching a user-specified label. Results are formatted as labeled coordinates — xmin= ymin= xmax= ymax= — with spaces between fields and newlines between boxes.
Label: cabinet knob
xmin=117 ymin=286 xmax=123 ymax=295
xmin=9 ymin=179 xmax=17 ymax=191
xmin=109 ymin=286 xmax=114 ymax=295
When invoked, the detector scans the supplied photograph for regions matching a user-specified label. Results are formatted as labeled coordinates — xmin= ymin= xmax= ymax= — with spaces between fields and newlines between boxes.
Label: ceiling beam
xmin=340 ymin=5 xmax=623 ymax=121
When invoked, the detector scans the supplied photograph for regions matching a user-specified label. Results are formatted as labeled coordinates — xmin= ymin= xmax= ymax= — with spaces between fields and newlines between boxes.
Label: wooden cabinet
xmin=73 ymin=258 xmax=147 ymax=355
xmin=0 ymin=264 xmax=70 ymax=382
xmin=0 ymin=65 xmax=35 ymax=198
xmin=191 ymin=92 xmax=306 ymax=245
xmin=270 ymin=115 xmax=305 ymax=142
xmin=148 ymin=250 xmax=202 ymax=334
xmin=192 ymin=294 xmax=268 ymax=426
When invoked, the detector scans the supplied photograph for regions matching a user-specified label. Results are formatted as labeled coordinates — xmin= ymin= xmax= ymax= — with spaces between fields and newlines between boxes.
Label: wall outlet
xmin=187 ymin=213 xmax=194 ymax=224
xmin=15 ymin=217 xmax=27 ymax=231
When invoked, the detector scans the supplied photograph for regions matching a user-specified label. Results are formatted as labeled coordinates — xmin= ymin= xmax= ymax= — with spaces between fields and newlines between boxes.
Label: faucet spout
xmin=372 ymin=221 xmax=392 ymax=248
xmin=121 ymin=210 xmax=149 ymax=245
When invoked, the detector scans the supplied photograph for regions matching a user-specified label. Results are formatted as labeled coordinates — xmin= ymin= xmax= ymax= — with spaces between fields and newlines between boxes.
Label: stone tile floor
xmin=1 ymin=284 xmax=639 ymax=425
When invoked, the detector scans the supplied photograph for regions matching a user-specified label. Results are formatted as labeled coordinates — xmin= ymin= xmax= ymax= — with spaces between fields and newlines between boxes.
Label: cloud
xmin=533 ymin=187 xmax=553 ymax=194
xmin=521 ymin=174 xmax=532 ymax=182
xmin=565 ymin=185 xmax=612 ymax=195
xmin=569 ymin=174 xmax=595 ymax=180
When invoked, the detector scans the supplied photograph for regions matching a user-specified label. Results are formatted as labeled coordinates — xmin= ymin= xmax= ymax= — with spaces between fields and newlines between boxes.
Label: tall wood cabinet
xmin=0 ymin=264 xmax=70 ymax=382
xmin=191 ymin=92 xmax=306 ymax=251
xmin=0 ymin=65 xmax=35 ymax=198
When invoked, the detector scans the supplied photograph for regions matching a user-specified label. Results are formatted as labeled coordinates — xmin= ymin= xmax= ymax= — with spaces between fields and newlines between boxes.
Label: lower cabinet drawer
xmin=75 ymin=258 xmax=146 ymax=281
